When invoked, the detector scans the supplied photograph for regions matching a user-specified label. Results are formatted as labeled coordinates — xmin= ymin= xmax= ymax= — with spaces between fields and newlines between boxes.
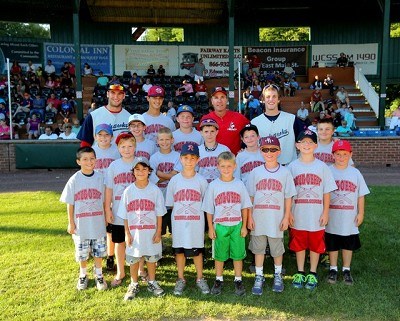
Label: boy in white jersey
xmin=92 ymin=123 xmax=121 ymax=271
xmin=247 ymin=136 xmax=296 ymax=295
xmin=165 ymin=143 xmax=210 ymax=296
xmin=234 ymin=124 xmax=264 ymax=186
xmin=326 ymin=140 xmax=369 ymax=285
xmin=128 ymin=113 xmax=157 ymax=160
xmin=198 ymin=118 xmax=230 ymax=183
xmin=118 ymin=157 xmax=167 ymax=300
xmin=287 ymin=130 xmax=337 ymax=290
xmin=203 ymin=151 xmax=252 ymax=296
xmin=60 ymin=147 xmax=108 ymax=291
xmin=172 ymin=105 xmax=203 ymax=152
xmin=150 ymin=127 xmax=181 ymax=242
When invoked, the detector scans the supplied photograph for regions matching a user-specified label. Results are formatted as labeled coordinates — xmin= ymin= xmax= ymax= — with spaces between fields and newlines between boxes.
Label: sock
xmin=79 ymin=267 xmax=87 ymax=278
xmin=343 ymin=267 xmax=351 ymax=272
xmin=309 ymin=271 xmax=317 ymax=276
xmin=234 ymin=276 xmax=242 ymax=282
xmin=216 ymin=276 xmax=223 ymax=282
xmin=95 ymin=267 xmax=103 ymax=277
xmin=108 ymin=255 xmax=114 ymax=259
xmin=298 ymin=271 xmax=305 ymax=275
xmin=330 ymin=266 xmax=338 ymax=271
xmin=274 ymin=265 xmax=282 ymax=275
xmin=255 ymin=266 xmax=263 ymax=276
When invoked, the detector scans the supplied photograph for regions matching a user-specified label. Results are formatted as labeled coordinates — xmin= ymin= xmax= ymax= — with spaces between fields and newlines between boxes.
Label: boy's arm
xmin=206 ymin=213 xmax=216 ymax=240
xmin=320 ymin=193 xmax=331 ymax=226
xmin=240 ymin=208 xmax=248 ymax=237
xmin=124 ymin=219 xmax=132 ymax=246
xmin=104 ymin=187 xmax=114 ymax=224
xmin=280 ymin=197 xmax=292 ymax=231
xmin=156 ymin=170 xmax=178 ymax=181
xmin=355 ymin=196 xmax=365 ymax=227
xmin=67 ymin=204 xmax=76 ymax=234
xmin=247 ymin=196 xmax=255 ymax=230
xmin=153 ymin=216 xmax=162 ymax=243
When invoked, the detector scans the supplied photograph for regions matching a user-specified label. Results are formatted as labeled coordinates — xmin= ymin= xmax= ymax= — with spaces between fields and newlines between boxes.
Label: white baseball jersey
xmin=143 ymin=112 xmax=176 ymax=143
xmin=198 ymin=143 xmax=230 ymax=183
xmin=172 ymin=128 xmax=203 ymax=152
xmin=234 ymin=149 xmax=265 ymax=186
xmin=165 ymin=173 xmax=208 ymax=248
xmin=117 ymin=182 xmax=166 ymax=257
xmin=326 ymin=165 xmax=370 ymax=236
xmin=314 ymin=141 xmax=354 ymax=166
xmin=93 ymin=143 xmax=121 ymax=176
xmin=251 ymin=112 xmax=296 ymax=165
xmin=246 ymin=165 xmax=296 ymax=238
xmin=287 ymin=158 xmax=337 ymax=231
xmin=135 ymin=138 xmax=158 ymax=160
xmin=150 ymin=150 xmax=182 ymax=199
xmin=60 ymin=171 xmax=106 ymax=239
xmin=202 ymin=178 xmax=252 ymax=227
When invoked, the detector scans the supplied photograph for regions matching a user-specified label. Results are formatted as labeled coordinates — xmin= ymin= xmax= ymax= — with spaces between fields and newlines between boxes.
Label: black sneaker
xmin=343 ymin=270 xmax=354 ymax=285
xmin=106 ymin=256 xmax=115 ymax=271
xmin=234 ymin=280 xmax=246 ymax=296
xmin=211 ymin=280 xmax=223 ymax=295
xmin=327 ymin=269 xmax=338 ymax=284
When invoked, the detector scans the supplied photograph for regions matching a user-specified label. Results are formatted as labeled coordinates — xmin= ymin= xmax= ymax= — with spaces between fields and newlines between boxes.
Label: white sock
xmin=216 ymin=276 xmax=223 ymax=282
xmin=234 ymin=276 xmax=242 ymax=282
xmin=343 ymin=267 xmax=350 ymax=272
xmin=148 ymin=280 xmax=155 ymax=284
xmin=95 ymin=267 xmax=103 ymax=277
xmin=274 ymin=265 xmax=282 ymax=275
xmin=79 ymin=267 xmax=87 ymax=278
xmin=255 ymin=266 xmax=263 ymax=276
xmin=330 ymin=266 xmax=338 ymax=271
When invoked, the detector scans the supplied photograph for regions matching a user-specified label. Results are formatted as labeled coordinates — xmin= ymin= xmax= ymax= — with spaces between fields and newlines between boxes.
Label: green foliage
xmin=259 ymin=27 xmax=310 ymax=42
xmin=390 ymin=22 xmax=400 ymax=38
xmin=0 ymin=22 xmax=50 ymax=39
xmin=142 ymin=28 xmax=184 ymax=42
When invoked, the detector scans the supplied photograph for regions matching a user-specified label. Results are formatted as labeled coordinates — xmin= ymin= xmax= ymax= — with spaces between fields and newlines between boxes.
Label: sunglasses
xmin=263 ymin=84 xmax=280 ymax=91
xmin=108 ymin=84 xmax=124 ymax=91
xmin=260 ymin=147 xmax=280 ymax=153
xmin=65 ymin=126 xmax=72 ymax=128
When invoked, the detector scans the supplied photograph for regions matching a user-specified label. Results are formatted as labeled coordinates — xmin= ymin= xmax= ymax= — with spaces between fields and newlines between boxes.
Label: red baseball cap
xmin=115 ymin=132 xmax=134 ymax=145
xmin=259 ymin=136 xmax=280 ymax=148
xmin=147 ymin=86 xmax=165 ymax=97
xmin=211 ymin=86 xmax=227 ymax=97
xmin=332 ymin=140 xmax=352 ymax=153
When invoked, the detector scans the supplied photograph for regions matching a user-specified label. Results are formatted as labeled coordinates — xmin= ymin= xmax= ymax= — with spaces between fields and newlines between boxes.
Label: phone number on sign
xmin=209 ymin=61 xmax=230 ymax=67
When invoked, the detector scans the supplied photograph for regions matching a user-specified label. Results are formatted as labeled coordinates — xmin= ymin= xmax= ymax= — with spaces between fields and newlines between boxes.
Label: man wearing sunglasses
xmin=78 ymin=81 xmax=130 ymax=147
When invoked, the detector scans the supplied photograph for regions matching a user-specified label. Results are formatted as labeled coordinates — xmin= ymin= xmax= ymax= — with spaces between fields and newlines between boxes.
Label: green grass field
xmin=1 ymin=187 xmax=399 ymax=321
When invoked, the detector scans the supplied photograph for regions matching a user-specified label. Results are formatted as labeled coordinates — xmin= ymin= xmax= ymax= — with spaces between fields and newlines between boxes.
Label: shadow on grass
xmin=0 ymin=225 xmax=65 ymax=236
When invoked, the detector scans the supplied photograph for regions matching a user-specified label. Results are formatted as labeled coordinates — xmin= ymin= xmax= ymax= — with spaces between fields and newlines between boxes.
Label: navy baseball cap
xmin=180 ymin=143 xmax=199 ymax=157
xmin=297 ymin=129 xmax=318 ymax=144
xmin=240 ymin=124 xmax=259 ymax=137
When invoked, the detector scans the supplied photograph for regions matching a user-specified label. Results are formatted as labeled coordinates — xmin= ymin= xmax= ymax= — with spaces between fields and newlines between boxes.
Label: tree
xmin=142 ymin=28 xmax=183 ymax=42
xmin=390 ymin=22 xmax=400 ymax=38
xmin=259 ymin=27 xmax=310 ymax=41
xmin=0 ymin=22 xmax=50 ymax=39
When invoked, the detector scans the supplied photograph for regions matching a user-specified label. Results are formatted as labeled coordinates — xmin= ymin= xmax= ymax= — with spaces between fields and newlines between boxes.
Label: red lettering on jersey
xmin=240 ymin=161 xmax=264 ymax=174
xmin=114 ymin=172 xmax=134 ymax=185
xmin=145 ymin=124 xmax=165 ymax=135
xmin=215 ymin=191 xmax=241 ymax=206
xmin=255 ymin=178 xmax=282 ymax=192
xmin=75 ymin=188 xmax=102 ymax=201
xmin=95 ymin=158 xmax=114 ymax=170
xmin=314 ymin=152 xmax=334 ymax=164
xmin=158 ymin=162 xmax=174 ymax=173
xmin=126 ymin=199 xmax=155 ymax=212
xmin=174 ymin=189 xmax=202 ymax=202
xmin=293 ymin=174 xmax=322 ymax=186
xmin=135 ymin=151 xmax=150 ymax=159
xmin=335 ymin=180 xmax=357 ymax=193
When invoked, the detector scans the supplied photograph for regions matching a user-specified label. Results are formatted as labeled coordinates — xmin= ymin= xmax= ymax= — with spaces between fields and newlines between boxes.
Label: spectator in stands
xmin=26 ymin=114 xmax=41 ymax=139
xmin=336 ymin=87 xmax=350 ymax=108
xmin=54 ymin=122 xmax=65 ymax=136
xmin=311 ymin=61 xmax=319 ymax=68
xmin=166 ymin=101 xmax=176 ymax=123
xmin=13 ymin=92 xmax=33 ymax=119
xmin=97 ymin=71 xmax=109 ymax=87
xmin=147 ymin=64 xmax=156 ymax=78
xmin=297 ymin=101 xmax=310 ymax=126
xmin=283 ymin=62 xmax=295 ymax=79
xmin=44 ymin=76 xmax=55 ymax=89
xmin=46 ymin=102 xmax=58 ymax=116
xmin=242 ymin=87 xmax=252 ymax=111
xmin=310 ymin=75 xmax=323 ymax=90
xmin=30 ymin=94 xmax=46 ymax=120
xmin=283 ymin=79 xmax=291 ymax=97
xmin=290 ymin=77 xmax=300 ymax=96
xmin=250 ymin=54 xmax=261 ymax=76
xmin=247 ymin=95 xmax=261 ymax=120
xmin=11 ymin=60 xmax=22 ymax=75
xmin=128 ymin=80 xmax=140 ymax=97
xmin=26 ymin=60 xmax=36 ymax=76
xmin=47 ymin=93 xmax=61 ymax=112
xmin=344 ymin=106 xmax=356 ymax=130
xmin=176 ymin=79 xmax=194 ymax=97
xmin=68 ymin=62 xmax=76 ymax=81
xmin=242 ymin=55 xmax=250 ymax=78
xmin=83 ymin=63 xmax=93 ymax=76
xmin=194 ymin=79 xmax=208 ymax=98
xmin=59 ymin=123 xmax=77 ymax=140
xmin=335 ymin=120 xmax=353 ymax=137
xmin=194 ymin=58 xmax=206 ymax=82
xmin=36 ymin=67 xmax=44 ymax=84
xmin=87 ymin=102 xmax=97 ymax=116
xmin=16 ymin=79 xmax=25 ymax=96
xmin=60 ymin=62 xmax=69 ymax=75
xmin=332 ymin=111 xmax=342 ymax=128
xmin=323 ymin=73 xmax=335 ymax=96
xmin=60 ymin=70 xmax=73 ymax=87
xmin=44 ymin=59 xmax=56 ymax=77
xmin=0 ymin=116 xmax=11 ymax=140
xmin=243 ymin=68 xmax=253 ymax=89
xmin=60 ymin=98 xmax=72 ymax=120
xmin=131 ymin=73 xmax=141 ymax=86
xmin=71 ymin=118 xmax=81 ymax=135
xmin=250 ymin=79 xmax=262 ymax=99
xmin=39 ymin=125 xmax=58 ymax=140
xmin=310 ymin=88 xmax=325 ymax=112
xmin=54 ymin=76 xmax=61 ymax=88
xmin=141 ymin=78 xmax=153 ymax=94
xmin=336 ymin=52 xmax=348 ymax=67
xmin=29 ymin=74 xmax=40 ymax=89
xmin=157 ymin=65 xmax=166 ymax=77
xmin=308 ymin=118 xmax=318 ymax=134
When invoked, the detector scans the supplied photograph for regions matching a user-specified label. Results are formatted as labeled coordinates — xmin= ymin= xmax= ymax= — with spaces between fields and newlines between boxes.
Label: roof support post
xmin=73 ymin=0 xmax=83 ymax=120
xmin=228 ymin=0 xmax=235 ymax=110
xmin=378 ymin=0 xmax=390 ymax=129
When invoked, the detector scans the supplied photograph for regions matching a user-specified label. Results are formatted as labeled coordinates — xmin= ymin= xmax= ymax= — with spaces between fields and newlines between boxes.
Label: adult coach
xmin=77 ymin=80 xmax=130 ymax=147
xmin=251 ymin=84 xmax=299 ymax=165
xmin=199 ymin=86 xmax=249 ymax=155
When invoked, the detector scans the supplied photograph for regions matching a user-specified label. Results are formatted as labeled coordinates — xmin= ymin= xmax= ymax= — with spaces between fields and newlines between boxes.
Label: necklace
xmin=264 ymin=164 xmax=280 ymax=173
xmin=205 ymin=143 xmax=218 ymax=152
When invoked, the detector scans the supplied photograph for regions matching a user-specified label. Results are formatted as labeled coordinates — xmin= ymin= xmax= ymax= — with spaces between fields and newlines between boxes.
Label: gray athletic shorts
xmin=249 ymin=235 xmax=285 ymax=257
xmin=126 ymin=253 xmax=161 ymax=265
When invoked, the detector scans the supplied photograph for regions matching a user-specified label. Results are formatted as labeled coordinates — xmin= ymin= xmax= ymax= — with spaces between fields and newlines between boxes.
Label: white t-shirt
xmin=135 ymin=138 xmax=158 ymax=160
xmin=143 ymin=112 xmax=176 ymax=143
xmin=246 ymin=165 xmax=296 ymax=238
xmin=198 ymin=143 xmax=230 ymax=183
xmin=287 ymin=158 xmax=337 ymax=231
xmin=234 ymin=149 xmax=265 ymax=186
xmin=165 ymin=173 xmax=208 ymax=248
xmin=38 ymin=133 xmax=58 ymax=140
xmin=92 ymin=143 xmax=121 ymax=176
xmin=59 ymin=132 xmax=77 ymax=140
xmin=172 ymin=128 xmax=203 ymax=152
xmin=117 ymin=182 xmax=166 ymax=257
xmin=326 ymin=165 xmax=370 ymax=236
xmin=202 ymin=178 xmax=252 ymax=227
xmin=60 ymin=171 xmax=106 ymax=239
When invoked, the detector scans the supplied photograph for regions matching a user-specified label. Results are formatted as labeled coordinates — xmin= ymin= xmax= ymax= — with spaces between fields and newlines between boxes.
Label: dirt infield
xmin=0 ymin=166 xmax=399 ymax=193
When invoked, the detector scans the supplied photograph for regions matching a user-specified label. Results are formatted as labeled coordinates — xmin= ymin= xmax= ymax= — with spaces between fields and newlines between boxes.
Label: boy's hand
xmin=319 ymin=213 xmax=329 ymax=227
xmin=153 ymin=231 xmax=161 ymax=244
xmin=67 ymin=222 xmax=76 ymax=235
xmin=355 ymin=213 xmax=364 ymax=227
xmin=105 ymin=209 xmax=114 ymax=224
xmin=288 ymin=212 xmax=295 ymax=227
xmin=125 ymin=233 xmax=133 ymax=246
xmin=208 ymin=228 xmax=216 ymax=240
xmin=247 ymin=216 xmax=255 ymax=230
xmin=280 ymin=217 xmax=289 ymax=231
xmin=240 ymin=226 xmax=248 ymax=238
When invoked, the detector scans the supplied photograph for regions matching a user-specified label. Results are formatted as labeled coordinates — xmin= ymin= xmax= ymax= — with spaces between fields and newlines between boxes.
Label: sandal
xmin=111 ymin=277 xmax=125 ymax=288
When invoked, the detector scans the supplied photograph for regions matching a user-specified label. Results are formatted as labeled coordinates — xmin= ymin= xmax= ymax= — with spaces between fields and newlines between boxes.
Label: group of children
xmin=60 ymin=108 xmax=369 ymax=300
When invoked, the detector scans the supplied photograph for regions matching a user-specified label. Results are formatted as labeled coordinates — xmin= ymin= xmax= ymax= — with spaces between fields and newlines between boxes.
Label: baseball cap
xmin=128 ymin=113 xmax=146 ymax=126
xmin=115 ymin=132 xmax=134 ymax=145
xmin=95 ymin=123 xmax=113 ymax=135
xmin=211 ymin=86 xmax=227 ymax=97
xmin=332 ymin=140 xmax=352 ymax=153
xmin=199 ymin=118 xmax=219 ymax=129
xmin=259 ymin=136 xmax=280 ymax=148
xmin=180 ymin=143 xmax=200 ymax=157
xmin=132 ymin=156 xmax=151 ymax=169
xmin=176 ymin=105 xmax=194 ymax=116
xmin=107 ymin=80 xmax=124 ymax=91
xmin=147 ymin=86 xmax=165 ymax=97
xmin=240 ymin=124 xmax=259 ymax=137
xmin=297 ymin=129 xmax=318 ymax=144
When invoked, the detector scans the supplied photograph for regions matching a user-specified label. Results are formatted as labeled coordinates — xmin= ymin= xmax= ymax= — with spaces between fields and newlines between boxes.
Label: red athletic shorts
xmin=289 ymin=229 xmax=325 ymax=254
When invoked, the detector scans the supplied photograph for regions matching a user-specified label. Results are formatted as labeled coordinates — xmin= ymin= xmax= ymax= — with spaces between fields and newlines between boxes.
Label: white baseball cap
xmin=128 ymin=113 xmax=146 ymax=126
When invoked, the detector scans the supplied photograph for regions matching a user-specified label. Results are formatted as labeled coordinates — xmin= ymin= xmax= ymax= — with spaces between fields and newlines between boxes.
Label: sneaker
xmin=251 ymin=275 xmax=265 ymax=295
xmin=173 ymin=278 xmax=186 ymax=295
xmin=106 ymin=256 xmax=115 ymax=271
xmin=320 ymin=254 xmax=330 ymax=269
xmin=304 ymin=274 xmax=318 ymax=290
xmin=147 ymin=281 xmax=165 ymax=297
xmin=272 ymin=273 xmax=284 ymax=293
xmin=234 ymin=280 xmax=246 ymax=296
xmin=124 ymin=283 xmax=139 ymax=301
xmin=196 ymin=278 xmax=210 ymax=294
xmin=95 ymin=275 xmax=108 ymax=291
xmin=76 ymin=275 xmax=88 ymax=290
xmin=292 ymin=273 xmax=306 ymax=289
xmin=327 ymin=269 xmax=338 ymax=284
xmin=211 ymin=279 xmax=223 ymax=295
xmin=343 ymin=270 xmax=354 ymax=286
